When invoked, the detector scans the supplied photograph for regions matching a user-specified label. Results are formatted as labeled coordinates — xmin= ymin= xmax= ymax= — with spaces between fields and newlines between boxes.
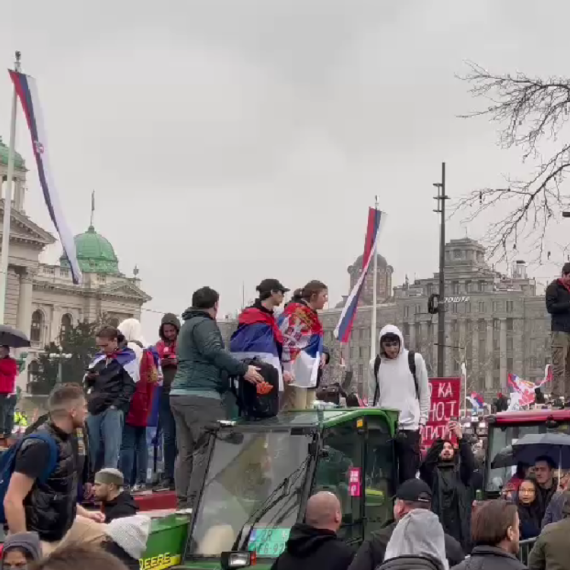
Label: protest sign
xmin=420 ymin=377 xmax=461 ymax=449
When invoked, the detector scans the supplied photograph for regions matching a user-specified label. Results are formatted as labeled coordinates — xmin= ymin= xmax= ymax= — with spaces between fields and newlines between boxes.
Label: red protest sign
xmin=420 ymin=377 xmax=461 ymax=450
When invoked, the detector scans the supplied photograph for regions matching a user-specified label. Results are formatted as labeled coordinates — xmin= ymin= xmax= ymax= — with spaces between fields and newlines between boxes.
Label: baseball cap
xmin=396 ymin=478 xmax=433 ymax=503
xmin=257 ymin=279 xmax=289 ymax=294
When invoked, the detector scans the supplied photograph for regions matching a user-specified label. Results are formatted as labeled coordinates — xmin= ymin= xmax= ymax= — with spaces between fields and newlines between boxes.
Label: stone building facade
xmin=0 ymin=137 xmax=151 ymax=390
xmin=321 ymin=238 xmax=551 ymax=399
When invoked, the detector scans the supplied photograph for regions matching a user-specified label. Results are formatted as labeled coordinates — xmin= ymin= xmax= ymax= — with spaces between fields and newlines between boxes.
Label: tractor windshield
xmin=188 ymin=429 xmax=314 ymax=560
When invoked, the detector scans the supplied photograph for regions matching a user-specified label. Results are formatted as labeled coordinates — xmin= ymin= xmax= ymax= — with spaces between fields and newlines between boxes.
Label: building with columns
xmin=321 ymin=238 xmax=551 ymax=399
xmin=0 ymin=136 xmax=151 ymax=391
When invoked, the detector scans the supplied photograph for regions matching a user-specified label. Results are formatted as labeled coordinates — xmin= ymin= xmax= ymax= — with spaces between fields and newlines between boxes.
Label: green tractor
xmin=150 ymin=407 xmax=399 ymax=570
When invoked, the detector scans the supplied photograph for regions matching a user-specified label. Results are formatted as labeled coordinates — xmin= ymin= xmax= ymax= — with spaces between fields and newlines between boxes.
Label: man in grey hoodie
xmin=381 ymin=508 xmax=448 ymax=570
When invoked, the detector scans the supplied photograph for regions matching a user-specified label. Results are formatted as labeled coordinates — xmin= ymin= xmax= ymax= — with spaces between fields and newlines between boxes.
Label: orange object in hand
xmin=256 ymin=381 xmax=273 ymax=395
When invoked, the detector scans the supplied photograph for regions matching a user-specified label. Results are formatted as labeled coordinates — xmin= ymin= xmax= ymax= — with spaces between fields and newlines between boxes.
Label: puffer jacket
xmin=171 ymin=309 xmax=247 ymax=397
xmin=23 ymin=423 xmax=79 ymax=542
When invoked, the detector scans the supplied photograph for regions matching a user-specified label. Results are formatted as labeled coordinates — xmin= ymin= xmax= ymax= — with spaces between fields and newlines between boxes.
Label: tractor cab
xmin=182 ymin=408 xmax=399 ymax=570
xmin=485 ymin=408 xmax=570 ymax=495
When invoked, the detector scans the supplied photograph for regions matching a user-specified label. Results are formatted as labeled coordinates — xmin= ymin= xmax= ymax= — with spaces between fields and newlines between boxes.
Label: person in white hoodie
xmin=368 ymin=324 xmax=430 ymax=483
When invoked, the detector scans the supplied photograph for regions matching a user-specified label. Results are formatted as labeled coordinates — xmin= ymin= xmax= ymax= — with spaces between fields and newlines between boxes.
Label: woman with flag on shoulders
xmin=279 ymin=280 xmax=328 ymax=411
xmin=230 ymin=279 xmax=293 ymax=402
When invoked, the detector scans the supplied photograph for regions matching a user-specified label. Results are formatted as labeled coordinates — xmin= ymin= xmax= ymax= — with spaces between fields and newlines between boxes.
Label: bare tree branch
xmin=454 ymin=62 xmax=570 ymax=258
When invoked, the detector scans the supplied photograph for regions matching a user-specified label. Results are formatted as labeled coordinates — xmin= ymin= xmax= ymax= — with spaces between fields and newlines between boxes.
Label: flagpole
xmin=0 ymin=51 xmax=21 ymax=325
xmin=370 ymin=196 xmax=379 ymax=377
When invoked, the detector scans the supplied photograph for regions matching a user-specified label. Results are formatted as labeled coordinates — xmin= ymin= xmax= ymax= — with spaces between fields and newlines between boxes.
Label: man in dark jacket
xmin=348 ymin=479 xmax=464 ymax=570
xmin=452 ymin=500 xmax=525 ymax=570
xmin=85 ymin=326 xmax=137 ymax=470
xmin=93 ymin=468 xmax=138 ymax=523
xmin=420 ymin=421 xmax=476 ymax=551
xmin=170 ymin=286 xmax=264 ymax=508
xmin=530 ymin=491 xmax=570 ymax=570
xmin=155 ymin=313 xmax=181 ymax=491
xmin=271 ymin=491 xmax=354 ymax=570
xmin=546 ymin=262 xmax=570 ymax=406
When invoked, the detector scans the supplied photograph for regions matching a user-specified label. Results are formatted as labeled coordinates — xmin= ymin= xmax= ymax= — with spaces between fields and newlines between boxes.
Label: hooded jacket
xmin=171 ymin=309 xmax=248 ymax=398
xmin=102 ymin=490 xmax=139 ymax=523
xmin=270 ymin=523 xmax=355 ymax=570
xmin=348 ymin=520 xmax=464 ymax=570
xmin=156 ymin=313 xmax=180 ymax=394
xmin=119 ymin=318 xmax=157 ymax=427
xmin=103 ymin=514 xmax=151 ymax=570
xmin=368 ymin=325 xmax=430 ymax=430
xmin=384 ymin=510 xmax=448 ymax=570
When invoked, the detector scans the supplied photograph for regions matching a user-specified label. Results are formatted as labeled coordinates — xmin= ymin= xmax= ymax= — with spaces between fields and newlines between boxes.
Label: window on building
xmin=465 ymin=280 xmax=472 ymax=293
xmin=494 ymin=357 xmax=500 ymax=370
xmin=403 ymin=323 xmax=410 ymax=337
xmin=478 ymin=301 xmax=485 ymax=313
xmin=493 ymin=301 xmax=500 ymax=313
xmin=426 ymin=283 xmax=434 ymax=296
xmin=506 ymin=318 xmax=514 ymax=331
xmin=452 ymin=303 xmax=458 ymax=314
xmin=478 ymin=319 xmax=486 ymax=334
xmin=30 ymin=310 xmax=43 ymax=344
xmin=454 ymin=249 xmax=461 ymax=259
xmin=506 ymin=300 xmax=514 ymax=313
xmin=465 ymin=302 xmax=471 ymax=314
xmin=507 ymin=357 xmax=513 ymax=373
xmin=358 ymin=364 xmax=364 ymax=381
xmin=478 ymin=281 xmax=485 ymax=292
xmin=493 ymin=318 xmax=500 ymax=331
xmin=403 ymin=306 xmax=409 ymax=319
xmin=60 ymin=313 xmax=72 ymax=337
xmin=507 ymin=337 xmax=514 ymax=352
xmin=415 ymin=304 xmax=422 ymax=314
xmin=359 ymin=346 xmax=364 ymax=358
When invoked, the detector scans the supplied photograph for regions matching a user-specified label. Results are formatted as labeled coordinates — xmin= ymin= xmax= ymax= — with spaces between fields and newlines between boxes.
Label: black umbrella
xmin=0 ymin=325 xmax=31 ymax=348
xmin=491 ymin=445 xmax=514 ymax=469
xmin=512 ymin=433 xmax=570 ymax=469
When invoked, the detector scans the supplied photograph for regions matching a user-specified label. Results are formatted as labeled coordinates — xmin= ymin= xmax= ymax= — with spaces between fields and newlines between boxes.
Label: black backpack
xmin=372 ymin=351 xmax=418 ymax=407
xmin=232 ymin=359 xmax=279 ymax=419
xmin=376 ymin=555 xmax=442 ymax=570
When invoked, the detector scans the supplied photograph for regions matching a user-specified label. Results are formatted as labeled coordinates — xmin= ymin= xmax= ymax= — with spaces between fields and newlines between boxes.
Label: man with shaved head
xmin=270 ymin=491 xmax=354 ymax=570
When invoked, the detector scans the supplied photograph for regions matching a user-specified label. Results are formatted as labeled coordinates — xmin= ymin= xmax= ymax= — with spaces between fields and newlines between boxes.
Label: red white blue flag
xmin=9 ymin=70 xmax=82 ymax=284
xmin=334 ymin=208 xmax=383 ymax=342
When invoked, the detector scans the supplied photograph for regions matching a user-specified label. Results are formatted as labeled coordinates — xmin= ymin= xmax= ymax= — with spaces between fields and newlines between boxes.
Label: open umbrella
xmin=0 ymin=325 xmax=30 ymax=348
xmin=491 ymin=445 xmax=514 ymax=469
xmin=512 ymin=433 xmax=570 ymax=471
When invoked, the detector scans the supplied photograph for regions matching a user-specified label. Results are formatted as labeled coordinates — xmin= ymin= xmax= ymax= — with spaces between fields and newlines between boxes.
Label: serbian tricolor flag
xmin=334 ymin=208 xmax=383 ymax=342
xmin=230 ymin=305 xmax=284 ymax=390
xmin=9 ymin=70 xmax=82 ymax=284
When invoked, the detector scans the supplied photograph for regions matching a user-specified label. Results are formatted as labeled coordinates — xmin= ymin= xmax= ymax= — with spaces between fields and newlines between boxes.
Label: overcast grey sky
xmin=1 ymin=0 xmax=569 ymax=338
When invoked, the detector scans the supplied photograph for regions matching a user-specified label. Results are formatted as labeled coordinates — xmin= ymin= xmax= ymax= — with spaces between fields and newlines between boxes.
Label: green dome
xmin=60 ymin=226 xmax=120 ymax=275
xmin=0 ymin=137 xmax=25 ymax=170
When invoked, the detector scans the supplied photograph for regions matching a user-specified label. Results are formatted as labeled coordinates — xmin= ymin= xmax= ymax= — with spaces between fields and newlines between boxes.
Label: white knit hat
xmin=104 ymin=515 xmax=151 ymax=559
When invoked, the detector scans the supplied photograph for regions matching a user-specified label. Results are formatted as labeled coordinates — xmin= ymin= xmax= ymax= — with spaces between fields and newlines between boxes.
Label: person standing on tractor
xmin=279 ymin=281 xmax=328 ymax=411
xmin=546 ymin=262 xmax=570 ymax=407
xmin=170 ymin=286 xmax=264 ymax=509
xmin=368 ymin=325 xmax=430 ymax=483
xmin=230 ymin=279 xmax=293 ymax=401
xmin=155 ymin=313 xmax=180 ymax=491
xmin=420 ymin=421 xmax=476 ymax=551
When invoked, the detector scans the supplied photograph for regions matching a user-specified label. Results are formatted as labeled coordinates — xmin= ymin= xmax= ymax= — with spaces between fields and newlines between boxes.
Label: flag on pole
xmin=334 ymin=208 xmax=383 ymax=342
xmin=8 ymin=70 xmax=82 ymax=284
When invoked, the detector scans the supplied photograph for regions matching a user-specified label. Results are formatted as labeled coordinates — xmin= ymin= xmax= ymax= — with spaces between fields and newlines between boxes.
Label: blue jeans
xmin=86 ymin=407 xmax=124 ymax=470
xmin=119 ymin=424 xmax=148 ymax=485
xmin=159 ymin=392 xmax=177 ymax=481
xmin=3 ymin=395 xmax=16 ymax=436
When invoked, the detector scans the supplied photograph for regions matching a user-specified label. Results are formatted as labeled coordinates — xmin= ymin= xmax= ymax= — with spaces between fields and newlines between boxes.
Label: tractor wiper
xmin=231 ymin=454 xmax=311 ymax=552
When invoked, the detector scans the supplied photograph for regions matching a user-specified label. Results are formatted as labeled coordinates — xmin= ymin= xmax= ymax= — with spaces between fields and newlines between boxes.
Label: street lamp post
xmin=48 ymin=353 xmax=72 ymax=384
